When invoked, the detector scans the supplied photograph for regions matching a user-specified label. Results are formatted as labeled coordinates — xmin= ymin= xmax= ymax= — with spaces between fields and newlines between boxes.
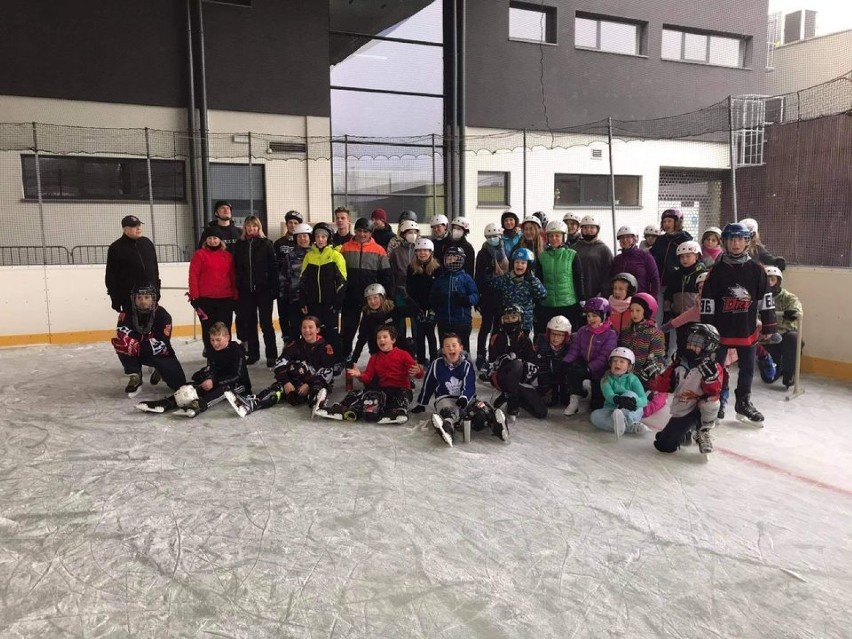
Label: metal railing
xmin=2 ymin=243 xmax=189 ymax=266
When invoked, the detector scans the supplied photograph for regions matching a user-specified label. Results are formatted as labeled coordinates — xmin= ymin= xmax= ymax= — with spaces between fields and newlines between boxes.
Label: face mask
xmin=487 ymin=237 xmax=501 ymax=247
xmin=404 ymin=231 xmax=418 ymax=245
xmin=451 ymin=228 xmax=464 ymax=240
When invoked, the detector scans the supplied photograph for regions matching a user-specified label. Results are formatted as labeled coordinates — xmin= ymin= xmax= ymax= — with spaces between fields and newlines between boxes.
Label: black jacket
xmin=197 ymin=342 xmax=251 ymax=393
xmin=105 ymin=234 xmax=160 ymax=310
xmin=198 ymin=221 xmax=242 ymax=253
xmin=372 ymin=226 xmax=395 ymax=250
xmin=233 ymin=237 xmax=278 ymax=296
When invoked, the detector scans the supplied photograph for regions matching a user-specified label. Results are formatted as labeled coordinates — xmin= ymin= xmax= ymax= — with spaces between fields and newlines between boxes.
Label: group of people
xmin=107 ymin=202 xmax=802 ymax=454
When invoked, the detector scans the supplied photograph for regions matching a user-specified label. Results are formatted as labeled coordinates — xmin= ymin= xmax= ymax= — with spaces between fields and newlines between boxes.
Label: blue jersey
xmin=416 ymin=356 xmax=477 ymax=406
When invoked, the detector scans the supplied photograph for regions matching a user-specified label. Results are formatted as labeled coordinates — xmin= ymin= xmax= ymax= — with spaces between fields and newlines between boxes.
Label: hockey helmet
xmin=611 ymin=272 xmax=638 ymax=296
xmin=500 ymin=304 xmax=524 ymax=331
xmin=484 ymin=222 xmax=502 ymax=238
xmin=131 ymin=284 xmax=158 ymax=332
xmin=583 ymin=297 xmax=611 ymax=320
xmin=414 ymin=238 xmax=434 ymax=252
xmin=764 ymin=265 xmax=783 ymax=280
xmin=616 ymin=225 xmax=638 ymax=239
xmin=630 ymin=292 xmax=658 ymax=319
xmin=676 ymin=240 xmax=702 ymax=256
xmin=501 ymin=211 xmax=519 ymax=227
xmin=687 ymin=323 xmax=720 ymax=356
xmin=443 ymin=245 xmax=466 ymax=271
xmin=364 ymin=283 xmax=387 ymax=299
xmin=398 ymin=209 xmax=418 ymax=223
xmin=609 ymin=346 xmax=636 ymax=366
xmin=285 ymin=210 xmax=303 ymax=223
xmin=354 ymin=217 xmax=373 ymax=232
xmin=545 ymin=220 xmax=568 ymax=235
xmin=563 ymin=212 xmax=583 ymax=225
xmin=532 ymin=211 xmax=548 ymax=226
xmin=399 ymin=220 xmax=420 ymax=236
xmin=546 ymin=315 xmax=572 ymax=334
xmin=721 ymin=222 xmax=752 ymax=241
xmin=522 ymin=215 xmax=542 ymax=229
xmin=696 ymin=271 xmax=710 ymax=285
xmin=739 ymin=217 xmax=759 ymax=234
xmin=312 ymin=222 xmax=333 ymax=239
xmin=174 ymin=384 xmax=199 ymax=408
xmin=702 ymin=226 xmax=722 ymax=241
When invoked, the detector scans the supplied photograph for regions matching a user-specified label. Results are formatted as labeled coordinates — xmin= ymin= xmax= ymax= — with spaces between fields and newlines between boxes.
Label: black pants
xmin=565 ymin=365 xmax=605 ymax=410
xmin=764 ymin=332 xmax=801 ymax=381
xmin=536 ymin=304 xmax=582 ymax=336
xmin=654 ymin=409 xmax=700 ymax=453
xmin=437 ymin=322 xmax=472 ymax=353
xmin=415 ymin=319 xmax=437 ymax=364
xmin=278 ymin=297 xmax=305 ymax=343
xmin=117 ymin=353 xmax=186 ymax=391
xmin=238 ymin=289 xmax=277 ymax=360
xmin=306 ymin=304 xmax=341 ymax=361
xmin=476 ymin=302 xmax=499 ymax=362
xmin=506 ymin=384 xmax=549 ymax=419
xmin=340 ymin=304 xmax=362 ymax=360
xmin=197 ymin=297 xmax=235 ymax=354
xmin=716 ymin=343 xmax=756 ymax=399
xmin=537 ymin=362 xmax=571 ymax=406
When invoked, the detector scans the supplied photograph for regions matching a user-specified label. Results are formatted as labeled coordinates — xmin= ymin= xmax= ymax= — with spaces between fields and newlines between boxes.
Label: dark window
xmin=662 ymin=27 xmax=747 ymax=68
xmin=575 ymin=13 xmax=646 ymax=56
xmin=21 ymin=155 xmax=186 ymax=201
xmin=554 ymin=174 xmax=641 ymax=206
xmin=510 ymin=2 xmax=556 ymax=44
xmin=477 ymin=171 xmax=510 ymax=206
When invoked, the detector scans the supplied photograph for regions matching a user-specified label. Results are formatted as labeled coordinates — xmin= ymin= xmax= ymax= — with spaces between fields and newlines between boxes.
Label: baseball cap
xmin=121 ymin=215 xmax=143 ymax=227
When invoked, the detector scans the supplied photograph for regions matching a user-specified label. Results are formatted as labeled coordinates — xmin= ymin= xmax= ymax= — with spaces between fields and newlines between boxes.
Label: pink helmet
xmin=631 ymin=292 xmax=658 ymax=319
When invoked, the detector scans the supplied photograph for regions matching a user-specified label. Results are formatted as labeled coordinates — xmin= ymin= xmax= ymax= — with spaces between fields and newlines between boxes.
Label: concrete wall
xmin=766 ymin=30 xmax=852 ymax=95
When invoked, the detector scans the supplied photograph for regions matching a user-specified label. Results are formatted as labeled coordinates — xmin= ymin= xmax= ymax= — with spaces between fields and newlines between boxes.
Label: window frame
xmin=21 ymin=154 xmax=187 ymax=202
xmin=574 ymin=12 xmax=647 ymax=57
xmin=477 ymin=171 xmax=511 ymax=207
xmin=661 ymin=26 xmax=748 ymax=68
xmin=509 ymin=1 xmax=557 ymax=45
xmin=553 ymin=173 xmax=642 ymax=208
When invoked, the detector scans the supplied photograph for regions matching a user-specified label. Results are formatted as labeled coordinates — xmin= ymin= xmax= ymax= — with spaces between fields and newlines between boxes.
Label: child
xmin=299 ymin=221 xmax=346 ymax=360
xmin=474 ymin=222 xmax=509 ymax=370
xmin=406 ymin=238 xmax=440 ymax=367
xmin=491 ymin=248 xmax=547 ymax=335
xmin=700 ymin=222 xmax=779 ymax=424
xmin=534 ymin=315 xmax=572 ymax=406
xmin=700 ymin=226 xmax=722 ymax=268
xmin=562 ymin=297 xmax=618 ymax=415
xmin=430 ymin=246 xmax=479 ymax=352
xmin=225 ymin=316 xmax=335 ymax=417
xmin=664 ymin=240 xmax=707 ymax=355
xmin=387 ymin=218 xmax=420 ymax=339
xmin=610 ymin=225 xmax=660 ymax=300
xmin=319 ymin=326 xmax=423 ymax=424
xmin=537 ymin=219 xmax=584 ymax=335
xmin=112 ymin=284 xmax=186 ymax=397
xmin=136 ymin=321 xmax=251 ymax=417
xmin=640 ymin=224 xmax=661 ymax=252
xmin=485 ymin=304 xmax=547 ymax=420
xmin=349 ymin=283 xmax=396 ymax=365
xmin=619 ymin=292 xmax=667 ymax=418
xmin=276 ymin=222 xmax=312 ymax=348
xmin=648 ymin=324 xmax=724 ymax=455
xmin=608 ymin=272 xmax=637 ymax=335
xmin=590 ymin=347 xmax=649 ymax=438
xmin=758 ymin=265 xmax=803 ymax=388
xmin=412 ymin=333 xmax=508 ymax=446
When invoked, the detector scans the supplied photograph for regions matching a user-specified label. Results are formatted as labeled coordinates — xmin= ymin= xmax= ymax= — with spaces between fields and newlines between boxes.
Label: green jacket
xmin=774 ymin=287 xmax=802 ymax=333
xmin=538 ymin=246 xmax=580 ymax=307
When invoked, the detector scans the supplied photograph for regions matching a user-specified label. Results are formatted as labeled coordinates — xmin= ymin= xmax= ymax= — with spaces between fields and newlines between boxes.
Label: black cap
xmin=354 ymin=218 xmax=373 ymax=232
xmin=121 ymin=215 xmax=143 ymax=227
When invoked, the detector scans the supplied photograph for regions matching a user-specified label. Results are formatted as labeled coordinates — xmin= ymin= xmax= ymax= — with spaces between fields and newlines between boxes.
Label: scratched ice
xmin=0 ymin=336 xmax=850 ymax=638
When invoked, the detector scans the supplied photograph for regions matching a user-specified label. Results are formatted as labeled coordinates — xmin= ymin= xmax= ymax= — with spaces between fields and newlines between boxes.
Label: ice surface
xmin=0 ymin=337 xmax=850 ymax=638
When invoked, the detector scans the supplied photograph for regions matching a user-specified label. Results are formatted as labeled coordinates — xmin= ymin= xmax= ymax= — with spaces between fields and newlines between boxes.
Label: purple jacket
xmin=563 ymin=321 xmax=618 ymax=380
xmin=610 ymin=246 xmax=660 ymax=297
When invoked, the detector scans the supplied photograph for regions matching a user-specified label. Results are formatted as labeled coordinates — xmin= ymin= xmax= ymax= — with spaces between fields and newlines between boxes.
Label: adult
xmin=338 ymin=218 xmax=392 ymax=360
xmin=300 ymin=222 xmax=346 ymax=358
xmin=386 ymin=210 xmax=419 ymax=254
xmin=537 ymin=220 xmax=585 ymax=332
xmin=500 ymin=210 xmax=521 ymax=255
xmin=370 ymin=208 xmax=395 ymax=250
xmin=278 ymin=222 xmax=313 ymax=346
xmin=650 ymin=208 xmax=693 ymax=290
xmin=609 ymin=225 xmax=660 ymax=298
xmin=429 ymin=214 xmax=450 ymax=264
xmin=572 ymin=214 xmax=613 ymax=300
xmin=474 ymin=222 xmax=509 ymax=369
xmin=563 ymin=212 xmax=582 ymax=247
xmin=199 ymin=200 xmax=241 ymax=253
xmin=188 ymin=226 xmax=237 ymax=357
xmin=233 ymin=216 xmax=279 ymax=366
xmin=434 ymin=217 xmax=475 ymax=277
xmin=332 ymin=206 xmax=353 ymax=247
xmin=105 ymin=215 xmax=160 ymax=313
xmin=388 ymin=218 xmax=421 ymax=338
xmin=510 ymin=215 xmax=545 ymax=262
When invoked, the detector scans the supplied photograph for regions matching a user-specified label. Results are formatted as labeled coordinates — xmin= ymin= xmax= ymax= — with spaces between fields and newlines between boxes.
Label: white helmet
xmin=545 ymin=220 xmax=568 ymax=235
xmin=580 ymin=214 xmax=599 ymax=228
xmin=414 ymin=238 xmax=434 ymax=251
xmin=364 ymin=283 xmax=386 ymax=298
xmin=616 ymin=225 xmax=638 ymax=238
xmin=484 ymin=222 xmax=502 ymax=238
xmin=563 ymin=212 xmax=582 ymax=224
xmin=702 ymin=226 xmax=722 ymax=239
xmin=293 ymin=223 xmax=313 ymax=236
xmin=764 ymin=265 xmax=783 ymax=279
xmin=522 ymin=215 xmax=542 ymax=229
xmin=430 ymin=214 xmax=449 ymax=227
xmin=676 ymin=240 xmax=702 ymax=256
xmin=609 ymin=346 xmax=636 ymax=365
xmin=174 ymin=384 xmax=199 ymax=408
xmin=696 ymin=271 xmax=710 ymax=285
xmin=451 ymin=216 xmax=470 ymax=231
xmin=546 ymin=315 xmax=572 ymax=333
xmin=739 ymin=218 xmax=758 ymax=234
xmin=399 ymin=220 xmax=419 ymax=235
xmin=643 ymin=224 xmax=662 ymax=236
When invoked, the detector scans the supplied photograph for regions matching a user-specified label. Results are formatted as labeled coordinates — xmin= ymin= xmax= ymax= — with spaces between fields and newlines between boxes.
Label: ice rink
xmin=1 ymin=336 xmax=850 ymax=638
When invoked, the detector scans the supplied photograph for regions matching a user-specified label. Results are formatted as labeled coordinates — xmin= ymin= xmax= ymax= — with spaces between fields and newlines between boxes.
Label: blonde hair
xmin=362 ymin=297 xmax=395 ymax=314
xmin=747 ymin=231 xmax=765 ymax=257
xmin=241 ymin=215 xmax=266 ymax=239
xmin=409 ymin=253 xmax=440 ymax=276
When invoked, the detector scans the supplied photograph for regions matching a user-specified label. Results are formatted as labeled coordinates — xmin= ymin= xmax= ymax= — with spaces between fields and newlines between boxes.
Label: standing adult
xmin=199 ymin=200 xmax=242 ymax=253
xmin=386 ymin=210 xmax=419 ymax=254
xmin=537 ymin=220 xmax=585 ymax=332
xmin=105 ymin=215 xmax=160 ymax=313
xmin=278 ymin=210 xmax=304 ymax=248
xmin=233 ymin=216 xmax=279 ymax=366
xmin=388 ymin=219 xmax=420 ymax=339
xmin=429 ymin=214 xmax=449 ymax=258
xmin=510 ymin=215 xmax=545 ymax=262
xmin=650 ymin=208 xmax=693 ymax=290
xmin=188 ymin=226 xmax=237 ymax=357
xmin=563 ymin=212 xmax=582 ymax=247
xmin=370 ymin=208 xmax=395 ymax=250
xmin=609 ymin=225 xmax=660 ymax=298
xmin=572 ymin=214 xmax=613 ymax=300
xmin=331 ymin=206 xmax=353 ymax=247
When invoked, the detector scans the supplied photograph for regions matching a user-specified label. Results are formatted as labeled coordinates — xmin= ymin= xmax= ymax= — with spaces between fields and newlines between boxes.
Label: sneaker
xmin=492 ymin=409 xmax=509 ymax=442
xmin=563 ymin=395 xmax=579 ymax=416
xmin=311 ymin=388 xmax=328 ymax=417
xmin=612 ymin=410 xmax=626 ymax=438
xmin=125 ymin=373 xmax=142 ymax=398
xmin=431 ymin=414 xmax=454 ymax=447
xmin=694 ymin=429 xmax=713 ymax=454
xmin=150 ymin=369 xmax=162 ymax=386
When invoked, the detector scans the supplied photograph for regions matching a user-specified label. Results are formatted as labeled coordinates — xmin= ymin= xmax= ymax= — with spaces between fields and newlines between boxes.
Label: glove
xmin=783 ymin=310 xmax=798 ymax=321
xmin=613 ymin=395 xmax=637 ymax=411
xmin=697 ymin=359 xmax=719 ymax=382
xmin=411 ymin=405 xmax=426 ymax=414
xmin=110 ymin=296 xmax=122 ymax=312
xmin=452 ymin=293 xmax=469 ymax=306
xmin=456 ymin=396 xmax=469 ymax=409
xmin=763 ymin=332 xmax=782 ymax=345
xmin=640 ymin=360 xmax=665 ymax=381
xmin=111 ymin=333 xmax=140 ymax=357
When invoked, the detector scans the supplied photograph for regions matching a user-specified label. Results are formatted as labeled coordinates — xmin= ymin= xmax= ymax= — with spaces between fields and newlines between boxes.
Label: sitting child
xmin=136 ymin=321 xmax=250 ymax=417
xmin=485 ymin=304 xmax=547 ymax=420
xmin=225 ymin=315 xmax=335 ymax=417
xmin=619 ymin=292 xmax=667 ymax=418
xmin=608 ymin=272 xmax=636 ymax=335
xmin=534 ymin=315 xmax=572 ymax=406
xmin=412 ymin=333 xmax=508 ymax=446
xmin=647 ymin=324 xmax=723 ymax=455
xmin=590 ymin=347 xmax=649 ymax=437
xmin=112 ymin=284 xmax=186 ymax=397
xmin=349 ymin=283 xmax=396 ymax=365
xmin=562 ymin=297 xmax=618 ymax=415
xmin=318 ymin=326 xmax=423 ymax=424
xmin=758 ymin=265 xmax=802 ymax=388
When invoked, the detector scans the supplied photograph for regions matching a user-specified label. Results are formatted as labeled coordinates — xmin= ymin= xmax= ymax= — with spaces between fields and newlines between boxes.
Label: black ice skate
xmin=734 ymin=393 xmax=764 ymax=427
xmin=311 ymin=388 xmax=328 ymax=418
xmin=314 ymin=402 xmax=345 ymax=421
xmin=492 ymin=409 xmax=509 ymax=442
xmin=135 ymin=397 xmax=176 ymax=413
xmin=694 ymin=429 xmax=713 ymax=456
xmin=150 ymin=369 xmax=162 ymax=386
xmin=125 ymin=373 xmax=142 ymax=398
xmin=225 ymin=390 xmax=256 ymax=418
xmin=177 ymin=399 xmax=206 ymax=418
xmin=378 ymin=409 xmax=409 ymax=425
xmin=431 ymin=414 xmax=454 ymax=447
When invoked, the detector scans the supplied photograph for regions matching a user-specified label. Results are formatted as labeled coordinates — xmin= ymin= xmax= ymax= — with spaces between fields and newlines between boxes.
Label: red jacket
xmin=360 ymin=347 xmax=424 ymax=389
xmin=189 ymin=246 xmax=237 ymax=300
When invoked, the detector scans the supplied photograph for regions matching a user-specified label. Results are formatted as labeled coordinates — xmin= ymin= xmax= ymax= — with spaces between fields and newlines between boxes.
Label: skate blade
xmin=377 ymin=416 xmax=408 ymax=425
xmin=316 ymin=410 xmax=344 ymax=421
xmin=177 ymin=409 xmax=198 ymax=418
xmin=224 ymin=392 xmax=247 ymax=418
xmin=134 ymin=403 xmax=164 ymax=413
xmin=127 ymin=389 xmax=142 ymax=399
xmin=439 ymin=431 xmax=454 ymax=447
xmin=736 ymin=414 xmax=765 ymax=428
xmin=700 ymin=452 xmax=711 ymax=462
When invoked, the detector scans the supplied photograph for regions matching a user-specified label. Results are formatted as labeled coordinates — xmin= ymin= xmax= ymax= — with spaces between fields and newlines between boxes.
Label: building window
xmin=477 ymin=171 xmax=510 ymax=206
xmin=509 ymin=2 xmax=556 ymax=44
xmin=554 ymin=174 xmax=641 ymax=207
xmin=662 ymin=27 xmax=748 ymax=68
xmin=575 ymin=14 xmax=645 ymax=56
xmin=21 ymin=155 xmax=186 ymax=201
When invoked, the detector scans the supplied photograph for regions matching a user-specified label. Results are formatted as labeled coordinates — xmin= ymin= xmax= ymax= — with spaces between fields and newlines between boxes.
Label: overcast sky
xmin=768 ymin=0 xmax=852 ymax=35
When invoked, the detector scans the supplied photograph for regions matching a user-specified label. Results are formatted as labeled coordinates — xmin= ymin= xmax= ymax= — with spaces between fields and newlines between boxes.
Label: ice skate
xmin=716 ymin=403 xmax=725 ymax=424
xmin=492 ymin=409 xmax=509 ymax=442
xmin=311 ymin=388 xmax=328 ymax=418
xmin=377 ymin=409 xmax=409 ymax=425
xmin=177 ymin=400 xmax=205 ymax=418
xmin=695 ymin=428 xmax=713 ymax=458
xmin=315 ymin=403 xmax=345 ymax=420
xmin=735 ymin=393 xmax=764 ymax=427
xmin=225 ymin=390 xmax=256 ymax=418
xmin=612 ymin=410 xmax=626 ymax=439
xmin=149 ymin=369 xmax=162 ymax=386
xmin=134 ymin=397 xmax=175 ymax=413
xmin=431 ymin=414 xmax=454 ymax=447
xmin=563 ymin=395 xmax=580 ymax=416
xmin=125 ymin=373 xmax=142 ymax=398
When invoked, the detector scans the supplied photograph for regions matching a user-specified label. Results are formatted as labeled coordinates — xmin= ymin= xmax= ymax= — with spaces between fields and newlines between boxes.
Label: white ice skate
xmin=431 ymin=414 xmax=454 ymax=447
xmin=377 ymin=412 xmax=409 ymax=425
xmin=628 ymin=422 xmax=650 ymax=435
xmin=563 ymin=395 xmax=580 ymax=416
xmin=225 ymin=390 xmax=253 ymax=418
xmin=311 ymin=388 xmax=328 ymax=418
xmin=493 ymin=409 xmax=509 ymax=442
xmin=134 ymin=398 xmax=173 ymax=413
xmin=612 ymin=410 xmax=626 ymax=439
xmin=314 ymin=405 xmax=344 ymax=421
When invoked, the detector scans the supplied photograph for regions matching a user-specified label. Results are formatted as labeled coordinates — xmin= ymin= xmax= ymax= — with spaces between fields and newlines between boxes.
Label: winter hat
xmin=206 ymin=226 xmax=226 ymax=240
xmin=370 ymin=208 xmax=388 ymax=223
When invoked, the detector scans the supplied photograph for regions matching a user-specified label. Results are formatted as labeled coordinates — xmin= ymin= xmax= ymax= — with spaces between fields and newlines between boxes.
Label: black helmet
xmin=313 ymin=222 xmax=333 ymax=239
xmin=285 ymin=210 xmax=303 ymax=223
xmin=131 ymin=284 xmax=159 ymax=333
xmin=501 ymin=211 xmax=519 ymax=227
xmin=354 ymin=217 xmax=373 ymax=232
xmin=500 ymin=304 xmax=524 ymax=332
xmin=398 ymin=210 xmax=418 ymax=223
xmin=443 ymin=245 xmax=466 ymax=272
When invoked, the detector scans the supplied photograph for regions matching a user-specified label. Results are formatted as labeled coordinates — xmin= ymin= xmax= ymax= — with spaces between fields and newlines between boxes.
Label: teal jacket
xmin=600 ymin=371 xmax=648 ymax=409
